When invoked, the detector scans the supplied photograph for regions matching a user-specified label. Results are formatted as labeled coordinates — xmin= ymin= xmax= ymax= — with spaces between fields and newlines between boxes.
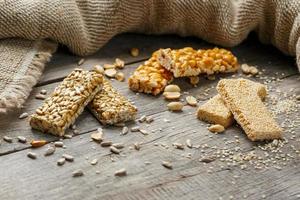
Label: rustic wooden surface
xmin=0 ymin=33 xmax=299 ymax=200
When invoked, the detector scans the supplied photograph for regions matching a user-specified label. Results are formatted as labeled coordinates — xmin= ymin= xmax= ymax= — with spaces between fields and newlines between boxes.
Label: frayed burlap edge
xmin=297 ymin=38 xmax=300 ymax=72
xmin=0 ymin=40 xmax=57 ymax=113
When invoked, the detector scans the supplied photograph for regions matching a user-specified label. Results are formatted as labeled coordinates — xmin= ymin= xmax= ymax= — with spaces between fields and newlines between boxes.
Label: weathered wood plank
xmin=40 ymin=33 xmax=298 ymax=85
xmin=0 ymin=74 xmax=298 ymax=200
xmin=0 ymin=34 xmax=299 ymax=199
xmin=0 ymin=50 xmax=299 ymax=155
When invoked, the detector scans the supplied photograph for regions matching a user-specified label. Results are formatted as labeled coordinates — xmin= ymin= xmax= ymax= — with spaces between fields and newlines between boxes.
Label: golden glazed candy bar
xmin=89 ymin=79 xmax=137 ymax=125
xmin=197 ymin=80 xmax=267 ymax=128
xmin=158 ymin=47 xmax=239 ymax=77
xmin=128 ymin=50 xmax=173 ymax=95
xmin=217 ymin=78 xmax=282 ymax=141
xmin=30 ymin=69 xmax=103 ymax=136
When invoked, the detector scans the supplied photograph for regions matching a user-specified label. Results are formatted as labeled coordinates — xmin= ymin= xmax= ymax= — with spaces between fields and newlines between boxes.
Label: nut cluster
xmin=30 ymin=69 xmax=103 ymax=136
xmin=128 ymin=51 xmax=173 ymax=95
xmin=89 ymin=79 xmax=137 ymax=125
xmin=94 ymin=58 xmax=125 ymax=82
xmin=158 ymin=47 xmax=238 ymax=77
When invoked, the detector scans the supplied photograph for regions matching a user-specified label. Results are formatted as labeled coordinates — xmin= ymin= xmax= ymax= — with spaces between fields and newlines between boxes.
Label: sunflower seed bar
xmin=197 ymin=81 xmax=267 ymax=128
xmin=30 ymin=69 xmax=103 ymax=136
xmin=158 ymin=47 xmax=239 ymax=77
xmin=89 ymin=79 xmax=137 ymax=125
xmin=128 ymin=50 xmax=173 ymax=95
xmin=217 ymin=78 xmax=282 ymax=141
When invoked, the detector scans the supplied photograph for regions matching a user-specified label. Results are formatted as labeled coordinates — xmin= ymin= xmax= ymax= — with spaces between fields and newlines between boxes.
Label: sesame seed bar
xmin=158 ymin=47 xmax=239 ymax=77
xmin=128 ymin=50 xmax=173 ymax=95
xmin=88 ymin=79 xmax=137 ymax=125
xmin=197 ymin=95 xmax=234 ymax=128
xmin=30 ymin=69 xmax=103 ymax=136
xmin=217 ymin=78 xmax=282 ymax=141
xmin=197 ymin=81 xmax=267 ymax=128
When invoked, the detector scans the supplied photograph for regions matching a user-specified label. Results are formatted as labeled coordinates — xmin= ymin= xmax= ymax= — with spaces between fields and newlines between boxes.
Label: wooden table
xmin=0 ymin=34 xmax=299 ymax=200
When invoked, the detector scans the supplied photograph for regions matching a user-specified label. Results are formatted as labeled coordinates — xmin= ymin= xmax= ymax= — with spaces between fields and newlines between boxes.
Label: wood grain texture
xmin=0 ymin=34 xmax=299 ymax=200
xmin=0 ymin=75 xmax=299 ymax=199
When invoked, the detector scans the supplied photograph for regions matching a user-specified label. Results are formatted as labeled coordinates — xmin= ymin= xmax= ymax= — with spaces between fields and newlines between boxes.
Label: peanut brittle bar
xmin=30 ymin=69 xmax=103 ymax=136
xmin=128 ymin=51 xmax=173 ymax=95
xmin=158 ymin=47 xmax=238 ymax=77
xmin=89 ymin=79 xmax=137 ymax=125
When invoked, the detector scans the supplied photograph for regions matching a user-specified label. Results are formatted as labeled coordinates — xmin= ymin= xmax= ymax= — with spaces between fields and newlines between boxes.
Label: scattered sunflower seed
xmin=138 ymin=115 xmax=147 ymax=123
xmin=54 ymin=141 xmax=64 ymax=147
xmin=186 ymin=139 xmax=192 ymax=148
xmin=173 ymin=143 xmax=184 ymax=150
xmin=73 ymin=129 xmax=80 ymax=135
xmin=134 ymin=142 xmax=141 ymax=150
xmin=144 ymin=161 xmax=152 ymax=165
xmin=121 ymin=126 xmax=129 ymax=135
xmin=77 ymin=58 xmax=85 ymax=66
xmin=101 ymin=141 xmax=112 ymax=147
xmin=62 ymin=154 xmax=74 ymax=162
xmin=114 ymin=168 xmax=127 ymax=176
xmin=35 ymin=94 xmax=46 ymax=100
xmin=162 ymin=161 xmax=173 ymax=169
xmin=110 ymin=146 xmax=121 ymax=154
xmin=91 ymin=131 xmax=103 ymax=143
xmin=18 ymin=112 xmax=29 ymax=119
xmin=115 ymin=58 xmax=125 ymax=69
xmin=27 ymin=152 xmax=37 ymax=159
xmin=112 ymin=143 xmax=124 ymax=149
xmin=296 ymin=95 xmax=300 ymax=101
xmin=249 ymin=67 xmax=258 ymax=75
xmin=90 ymin=159 xmax=98 ymax=165
xmin=17 ymin=136 xmax=27 ymax=143
xmin=186 ymin=96 xmax=197 ymax=106
xmin=57 ymin=158 xmax=66 ymax=166
xmin=145 ymin=116 xmax=154 ymax=123
xmin=208 ymin=124 xmax=225 ymax=133
xmin=93 ymin=65 xmax=104 ymax=74
xmin=40 ymin=89 xmax=47 ymax=95
xmin=130 ymin=48 xmax=139 ymax=57
xmin=131 ymin=126 xmax=140 ymax=132
xmin=31 ymin=140 xmax=47 ymax=148
xmin=115 ymin=72 xmax=125 ymax=82
xmin=3 ymin=136 xmax=13 ymax=143
xmin=139 ymin=129 xmax=149 ymax=135
xmin=64 ymin=134 xmax=73 ymax=139
xmin=199 ymin=157 xmax=215 ymax=163
xmin=44 ymin=146 xmax=56 ymax=156
xmin=104 ymin=68 xmax=117 ymax=78
xmin=72 ymin=169 xmax=84 ymax=177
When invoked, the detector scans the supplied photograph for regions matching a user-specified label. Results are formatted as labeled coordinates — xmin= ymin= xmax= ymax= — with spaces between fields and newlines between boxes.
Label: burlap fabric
xmin=0 ymin=0 xmax=299 ymax=113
